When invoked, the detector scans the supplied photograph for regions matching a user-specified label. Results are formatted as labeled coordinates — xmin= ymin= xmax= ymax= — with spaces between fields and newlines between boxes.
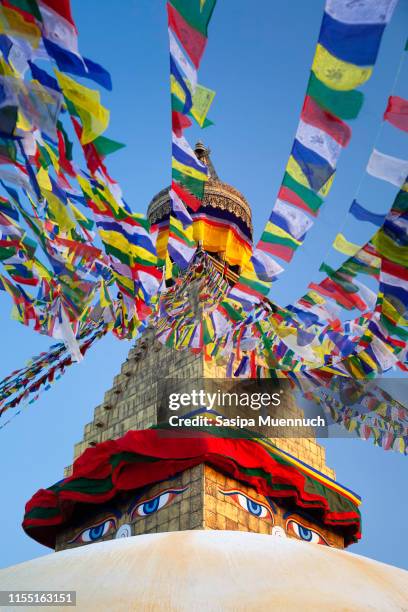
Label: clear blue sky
xmin=0 ymin=0 xmax=407 ymax=570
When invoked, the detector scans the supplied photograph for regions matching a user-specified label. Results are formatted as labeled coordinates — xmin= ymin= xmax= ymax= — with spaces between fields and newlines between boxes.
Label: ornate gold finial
xmin=194 ymin=141 xmax=219 ymax=180
xmin=147 ymin=144 xmax=253 ymax=237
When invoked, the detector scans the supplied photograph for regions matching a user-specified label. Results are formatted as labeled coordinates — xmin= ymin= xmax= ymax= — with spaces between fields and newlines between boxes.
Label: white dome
xmin=1 ymin=531 xmax=407 ymax=611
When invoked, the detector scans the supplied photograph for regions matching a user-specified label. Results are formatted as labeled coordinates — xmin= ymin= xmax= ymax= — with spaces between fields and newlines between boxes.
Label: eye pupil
xmin=89 ymin=524 xmax=104 ymax=540
xmin=298 ymin=525 xmax=313 ymax=541
xmin=247 ymin=499 xmax=262 ymax=516
xmin=142 ymin=497 xmax=160 ymax=515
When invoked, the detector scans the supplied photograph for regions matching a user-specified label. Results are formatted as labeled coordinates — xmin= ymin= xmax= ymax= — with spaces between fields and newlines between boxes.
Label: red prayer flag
xmin=171 ymin=111 xmax=192 ymax=137
xmin=171 ymin=179 xmax=201 ymax=211
xmin=278 ymin=185 xmax=318 ymax=217
xmin=39 ymin=0 xmax=77 ymax=28
xmin=301 ymin=96 xmax=351 ymax=147
xmin=384 ymin=96 xmax=408 ymax=133
xmin=167 ymin=2 xmax=207 ymax=69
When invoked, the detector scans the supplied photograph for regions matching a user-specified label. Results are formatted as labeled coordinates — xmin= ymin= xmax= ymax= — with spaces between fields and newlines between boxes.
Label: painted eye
xmin=286 ymin=520 xmax=328 ymax=545
xmin=132 ymin=487 xmax=187 ymax=518
xmin=71 ymin=518 xmax=116 ymax=543
xmin=220 ymin=490 xmax=273 ymax=521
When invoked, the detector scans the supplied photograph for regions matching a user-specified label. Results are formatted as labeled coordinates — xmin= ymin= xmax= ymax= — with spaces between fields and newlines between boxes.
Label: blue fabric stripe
xmin=170 ymin=56 xmax=192 ymax=115
xmin=167 ymin=241 xmax=190 ymax=269
xmin=380 ymin=282 xmax=408 ymax=310
xmin=349 ymin=200 xmax=386 ymax=226
xmin=383 ymin=215 xmax=408 ymax=246
xmin=28 ymin=61 xmax=60 ymax=91
xmin=172 ymin=142 xmax=206 ymax=173
xmin=43 ymin=39 xmax=112 ymax=90
xmin=96 ymin=221 xmax=156 ymax=254
xmin=292 ymin=139 xmax=334 ymax=192
xmin=319 ymin=12 xmax=385 ymax=67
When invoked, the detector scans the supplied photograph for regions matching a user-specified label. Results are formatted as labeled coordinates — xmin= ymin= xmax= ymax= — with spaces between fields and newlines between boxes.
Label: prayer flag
xmin=367 ymin=149 xmax=408 ymax=188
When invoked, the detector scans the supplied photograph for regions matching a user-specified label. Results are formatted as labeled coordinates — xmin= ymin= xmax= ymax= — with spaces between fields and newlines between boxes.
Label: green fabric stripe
xmin=57 ymin=121 xmax=73 ymax=161
xmin=169 ymin=0 xmax=216 ymax=36
xmin=93 ymin=135 xmax=125 ymax=157
xmin=0 ymin=138 xmax=16 ymax=162
xmin=26 ymin=507 xmax=60 ymax=520
xmin=171 ymin=95 xmax=184 ymax=114
xmin=380 ymin=314 xmax=408 ymax=340
xmin=282 ymin=172 xmax=323 ymax=212
xmin=172 ymin=169 xmax=205 ymax=199
xmin=343 ymin=259 xmax=379 ymax=278
xmin=260 ymin=232 xmax=298 ymax=249
xmin=0 ymin=247 xmax=17 ymax=260
xmin=219 ymin=300 xmax=245 ymax=322
xmin=320 ymin=262 xmax=359 ymax=294
xmin=240 ymin=275 xmax=270 ymax=296
xmin=392 ymin=190 xmax=408 ymax=214
xmin=169 ymin=221 xmax=196 ymax=247
xmin=57 ymin=476 xmax=113 ymax=495
xmin=202 ymin=318 xmax=213 ymax=344
xmin=8 ymin=0 xmax=42 ymax=20
xmin=104 ymin=243 xmax=131 ymax=266
xmin=307 ymin=72 xmax=363 ymax=120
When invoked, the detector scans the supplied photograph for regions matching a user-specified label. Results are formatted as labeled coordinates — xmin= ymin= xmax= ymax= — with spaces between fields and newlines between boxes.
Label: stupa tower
xmin=66 ymin=144 xmax=334 ymax=480
xmin=23 ymin=145 xmax=361 ymax=556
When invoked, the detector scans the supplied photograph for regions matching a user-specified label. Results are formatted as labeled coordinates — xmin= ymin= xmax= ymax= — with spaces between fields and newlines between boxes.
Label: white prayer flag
xmin=325 ymin=0 xmax=398 ymax=24
xmin=296 ymin=120 xmax=342 ymax=168
xmin=274 ymin=200 xmax=314 ymax=239
xmin=169 ymin=29 xmax=197 ymax=93
xmin=367 ymin=149 xmax=408 ymax=188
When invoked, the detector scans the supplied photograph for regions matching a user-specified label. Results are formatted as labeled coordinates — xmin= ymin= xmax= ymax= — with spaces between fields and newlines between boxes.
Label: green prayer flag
xmin=169 ymin=0 xmax=217 ymax=36
xmin=93 ymin=135 xmax=126 ymax=157
xmin=307 ymin=72 xmax=364 ymax=120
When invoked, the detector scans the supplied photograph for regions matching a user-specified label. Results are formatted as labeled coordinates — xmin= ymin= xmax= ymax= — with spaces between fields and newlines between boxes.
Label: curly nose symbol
xmin=116 ymin=524 xmax=132 ymax=539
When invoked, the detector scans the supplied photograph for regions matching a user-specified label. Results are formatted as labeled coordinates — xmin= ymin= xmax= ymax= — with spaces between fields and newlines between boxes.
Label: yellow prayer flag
xmin=43 ymin=190 xmax=76 ymax=232
xmin=42 ymin=141 xmax=60 ymax=173
xmin=312 ymin=44 xmax=372 ymax=91
xmin=264 ymin=221 xmax=302 ymax=246
xmin=16 ymin=110 xmax=31 ymax=131
xmin=382 ymin=297 xmax=408 ymax=327
xmin=287 ymin=155 xmax=310 ymax=189
xmin=172 ymin=158 xmax=207 ymax=182
xmin=70 ymin=203 xmax=91 ymax=227
xmin=76 ymin=174 xmax=95 ymax=200
xmin=55 ymin=71 xmax=109 ymax=144
xmin=318 ymin=172 xmax=335 ymax=197
xmin=333 ymin=233 xmax=362 ymax=257
xmin=165 ymin=251 xmax=173 ymax=280
xmin=36 ymin=167 xmax=52 ymax=191
xmin=359 ymin=350 xmax=379 ymax=372
xmin=307 ymin=290 xmax=326 ymax=305
xmin=0 ymin=7 xmax=40 ymax=48
xmin=191 ymin=84 xmax=215 ymax=126
xmin=32 ymin=258 xmax=52 ymax=281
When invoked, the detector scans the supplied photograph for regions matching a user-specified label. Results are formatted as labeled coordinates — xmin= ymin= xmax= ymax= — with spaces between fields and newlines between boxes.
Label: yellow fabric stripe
xmin=312 ymin=44 xmax=373 ymax=91
xmin=192 ymin=219 xmax=251 ymax=267
xmin=172 ymin=158 xmax=207 ymax=182
xmin=264 ymin=222 xmax=302 ymax=246
xmin=256 ymin=437 xmax=361 ymax=505
xmin=287 ymin=155 xmax=310 ymax=188
xmin=98 ymin=229 xmax=157 ymax=263
xmin=333 ymin=233 xmax=362 ymax=257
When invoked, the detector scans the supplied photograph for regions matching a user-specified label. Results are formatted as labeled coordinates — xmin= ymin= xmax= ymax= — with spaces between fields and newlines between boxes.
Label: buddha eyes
xmin=286 ymin=520 xmax=328 ymax=545
xmin=131 ymin=487 xmax=187 ymax=518
xmin=220 ymin=489 xmax=273 ymax=521
xmin=71 ymin=518 xmax=116 ymax=544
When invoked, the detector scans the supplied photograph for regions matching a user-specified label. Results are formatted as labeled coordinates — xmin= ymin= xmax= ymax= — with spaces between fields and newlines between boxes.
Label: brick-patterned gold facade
xmin=66 ymin=327 xmax=334 ymax=481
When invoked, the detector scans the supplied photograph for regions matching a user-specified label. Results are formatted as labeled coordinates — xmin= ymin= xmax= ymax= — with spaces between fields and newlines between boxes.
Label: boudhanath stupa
xmin=1 ymin=147 xmax=407 ymax=611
